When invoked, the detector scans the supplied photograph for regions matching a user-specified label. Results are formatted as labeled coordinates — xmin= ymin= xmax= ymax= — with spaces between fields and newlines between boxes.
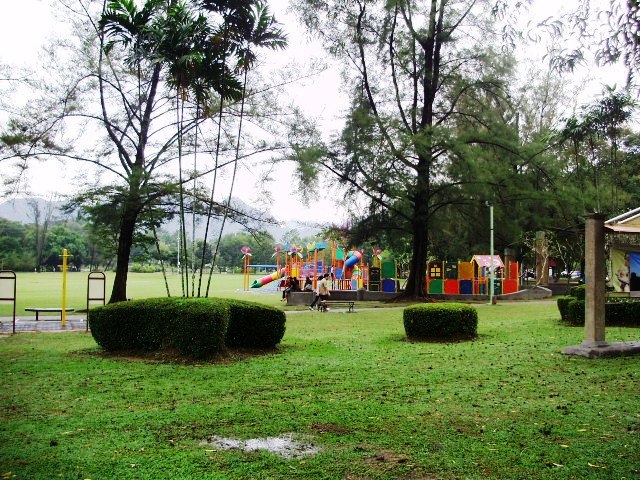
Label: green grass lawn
xmin=0 ymin=272 xmax=285 ymax=316
xmin=1 ymin=301 xmax=639 ymax=479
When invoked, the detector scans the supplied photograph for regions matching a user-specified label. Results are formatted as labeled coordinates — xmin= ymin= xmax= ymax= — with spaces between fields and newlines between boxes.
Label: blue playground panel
xmin=459 ymin=279 xmax=473 ymax=294
xmin=382 ymin=278 xmax=396 ymax=292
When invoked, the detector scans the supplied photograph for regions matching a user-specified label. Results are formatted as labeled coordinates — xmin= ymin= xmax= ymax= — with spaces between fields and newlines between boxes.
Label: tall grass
xmin=1 ymin=302 xmax=639 ymax=479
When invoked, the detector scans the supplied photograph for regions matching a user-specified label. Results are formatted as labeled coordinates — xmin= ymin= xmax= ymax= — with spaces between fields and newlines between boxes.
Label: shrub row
xmin=569 ymin=284 xmax=586 ymax=300
xmin=557 ymin=293 xmax=640 ymax=327
xmin=89 ymin=297 xmax=286 ymax=358
xmin=556 ymin=296 xmax=573 ymax=323
xmin=403 ymin=303 xmax=478 ymax=340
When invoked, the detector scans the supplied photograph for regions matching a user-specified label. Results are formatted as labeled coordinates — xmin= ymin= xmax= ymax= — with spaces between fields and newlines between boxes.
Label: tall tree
xmin=0 ymin=0 xmax=277 ymax=303
xmin=292 ymin=0 xmax=523 ymax=298
xmin=540 ymin=0 xmax=640 ymax=95
xmin=557 ymin=87 xmax=636 ymax=214
xmin=27 ymin=198 xmax=57 ymax=272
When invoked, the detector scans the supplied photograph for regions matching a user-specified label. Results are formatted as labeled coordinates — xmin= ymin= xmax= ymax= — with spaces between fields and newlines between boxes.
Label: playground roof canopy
xmin=471 ymin=255 xmax=505 ymax=269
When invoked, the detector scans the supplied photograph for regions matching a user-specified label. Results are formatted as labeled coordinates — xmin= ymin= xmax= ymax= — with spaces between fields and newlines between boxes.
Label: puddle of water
xmin=200 ymin=433 xmax=321 ymax=459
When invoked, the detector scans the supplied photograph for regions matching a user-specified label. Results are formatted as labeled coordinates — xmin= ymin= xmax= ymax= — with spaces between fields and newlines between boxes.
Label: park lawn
xmin=1 ymin=272 xmax=284 ymax=317
xmin=0 ymin=302 xmax=639 ymax=479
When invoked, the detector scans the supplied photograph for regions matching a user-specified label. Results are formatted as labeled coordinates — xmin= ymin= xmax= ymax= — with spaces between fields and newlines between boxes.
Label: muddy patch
xmin=200 ymin=434 xmax=321 ymax=459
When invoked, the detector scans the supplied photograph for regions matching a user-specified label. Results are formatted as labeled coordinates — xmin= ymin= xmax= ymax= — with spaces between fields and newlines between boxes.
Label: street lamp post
xmin=486 ymin=201 xmax=494 ymax=304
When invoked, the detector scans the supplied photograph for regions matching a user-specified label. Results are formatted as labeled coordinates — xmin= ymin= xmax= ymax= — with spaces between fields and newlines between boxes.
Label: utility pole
xmin=486 ymin=202 xmax=495 ymax=304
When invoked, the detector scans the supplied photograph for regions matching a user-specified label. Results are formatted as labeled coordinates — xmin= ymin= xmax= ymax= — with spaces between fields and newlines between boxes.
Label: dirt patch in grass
xmin=365 ymin=450 xmax=410 ymax=464
xmin=311 ymin=422 xmax=352 ymax=435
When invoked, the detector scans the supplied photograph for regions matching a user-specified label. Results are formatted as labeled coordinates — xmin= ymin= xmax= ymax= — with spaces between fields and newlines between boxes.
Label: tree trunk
xmin=109 ymin=198 xmax=140 ymax=303
xmin=400 ymin=166 xmax=431 ymax=299
xmin=404 ymin=220 xmax=429 ymax=298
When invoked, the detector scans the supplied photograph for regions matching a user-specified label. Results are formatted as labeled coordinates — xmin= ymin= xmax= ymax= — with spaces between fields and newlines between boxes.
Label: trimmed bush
xmin=556 ymin=296 xmax=573 ymax=323
xmin=569 ymin=285 xmax=586 ymax=300
xmin=606 ymin=301 xmax=640 ymax=327
xmin=217 ymin=298 xmax=286 ymax=348
xmin=89 ymin=297 xmax=229 ymax=358
xmin=170 ymin=299 xmax=229 ymax=358
xmin=566 ymin=299 xmax=585 ymax=326
xmin=89 ymin=298 xmax=176 ymax=351
xmin=559 ymin=288 xmax=640 ymax=327
xmin=403 ymin=303 xmax=477 ymax=340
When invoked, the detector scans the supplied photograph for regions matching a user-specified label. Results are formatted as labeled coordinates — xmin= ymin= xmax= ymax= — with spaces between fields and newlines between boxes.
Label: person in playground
xmin=309 ymin=273 xmax=331 ymax=310
xmin=282 ymin=276 xmax=301 ymax=302
xmin=281 ymin=277 xmax=291 ymax=301
xmin=303 ymin=276 xmax=313 ymax=291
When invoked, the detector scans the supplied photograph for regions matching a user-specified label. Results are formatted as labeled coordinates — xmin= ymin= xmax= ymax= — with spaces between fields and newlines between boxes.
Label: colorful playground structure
xmin=426 ymin=255 xmax=520 ymax=295
xmin=243 ymin=242 xmax=520 ymax=296
xmin=243 ymin=243 xmax=399 ymax=293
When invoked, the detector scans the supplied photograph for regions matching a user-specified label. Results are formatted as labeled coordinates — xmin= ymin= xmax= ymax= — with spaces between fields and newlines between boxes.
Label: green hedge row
xmin=556 ymin=296 xmax=573 ymax=323
xmin=403 ymin=303 xmax=478 ymax=340
xmin=557 ymin=294 xmax=640 ymax=327
xmin=569 ymin=284 xmax=586 ymax=300
xmin=89 ymin=297 xmax=286 ymax=358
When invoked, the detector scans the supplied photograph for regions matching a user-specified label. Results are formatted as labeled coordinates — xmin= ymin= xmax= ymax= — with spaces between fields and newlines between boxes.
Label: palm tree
xmin=156 ymin=1 xmax=210 ymax=297
xmin=203 ymin=2 xmax=287 ymax=296
xmin=195 ymin=0 xmax=257 ymax=296
xmin=98 ymin=0 xmax=244 ymax=301
xmin=153 ymin=0 xmax=244 ymax=296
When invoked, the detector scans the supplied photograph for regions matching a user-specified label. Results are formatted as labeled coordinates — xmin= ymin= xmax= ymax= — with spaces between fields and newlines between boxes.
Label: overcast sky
xmin=0 ymin=0 xmax=631 ymax=224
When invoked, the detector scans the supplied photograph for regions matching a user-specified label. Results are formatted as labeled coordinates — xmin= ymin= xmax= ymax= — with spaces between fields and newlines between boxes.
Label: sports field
xmin=0 ymin=271 xmax=283 ymax=316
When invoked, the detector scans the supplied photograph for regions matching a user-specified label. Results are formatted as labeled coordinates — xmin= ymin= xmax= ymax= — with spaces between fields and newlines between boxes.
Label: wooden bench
xmin=25 ymin=307 xmax=75 ymax=321
xmin=318 ymin=300 xmax=356 ymax=313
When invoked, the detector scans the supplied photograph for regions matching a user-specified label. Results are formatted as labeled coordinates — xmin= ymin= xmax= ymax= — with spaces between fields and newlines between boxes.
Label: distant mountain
xmin=0 ymin=197 xmax=322 ymax=242
xmin=0 ymin=197 xmax=69 ymax=224
xmin=158 ymin=197 xmax=322 ymax=241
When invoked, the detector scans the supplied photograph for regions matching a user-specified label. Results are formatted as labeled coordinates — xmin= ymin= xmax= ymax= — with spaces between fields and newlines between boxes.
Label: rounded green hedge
xmin=569 ymin=284 xmax=586 ymax=300
xmin=89 ymin=297 xmax=287 ymax=358
xmin=403 ymin=303 xmax=478 ymax=340
xmin=89 ymin=298 xmax=177 ymax=352
xmin=216 ymin=298 xmax=286 ymax=348
xmin=606 ymin=301 xmax=640 ymax=327
xmin=170 ymin=299 xmax=229 ymax=357
xmin=89 ymin=297 xmax=229 ymax=358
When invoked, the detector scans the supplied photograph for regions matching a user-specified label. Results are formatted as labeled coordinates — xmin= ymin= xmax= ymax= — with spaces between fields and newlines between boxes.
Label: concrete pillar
xmin=584 ymin=213 xmax=606 ymax=346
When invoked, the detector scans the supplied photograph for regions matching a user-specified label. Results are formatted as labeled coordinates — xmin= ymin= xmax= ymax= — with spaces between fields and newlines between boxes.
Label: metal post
xmin=61 ymin=249 xmax=69 ymax=327
xmin=486 ymin=202 xmax=495 ymax=304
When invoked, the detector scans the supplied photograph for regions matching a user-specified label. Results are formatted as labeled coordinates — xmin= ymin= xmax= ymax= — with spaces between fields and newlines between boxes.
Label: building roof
xmin=605 ymin=207 xmax=640 ymax=233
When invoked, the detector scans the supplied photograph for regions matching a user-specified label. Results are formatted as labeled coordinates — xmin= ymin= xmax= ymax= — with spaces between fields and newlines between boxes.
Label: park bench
xmin=25 ymin=307 xmax=75 ymax=322
xmin=318 ymin=300 xmax=356 ymax=313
